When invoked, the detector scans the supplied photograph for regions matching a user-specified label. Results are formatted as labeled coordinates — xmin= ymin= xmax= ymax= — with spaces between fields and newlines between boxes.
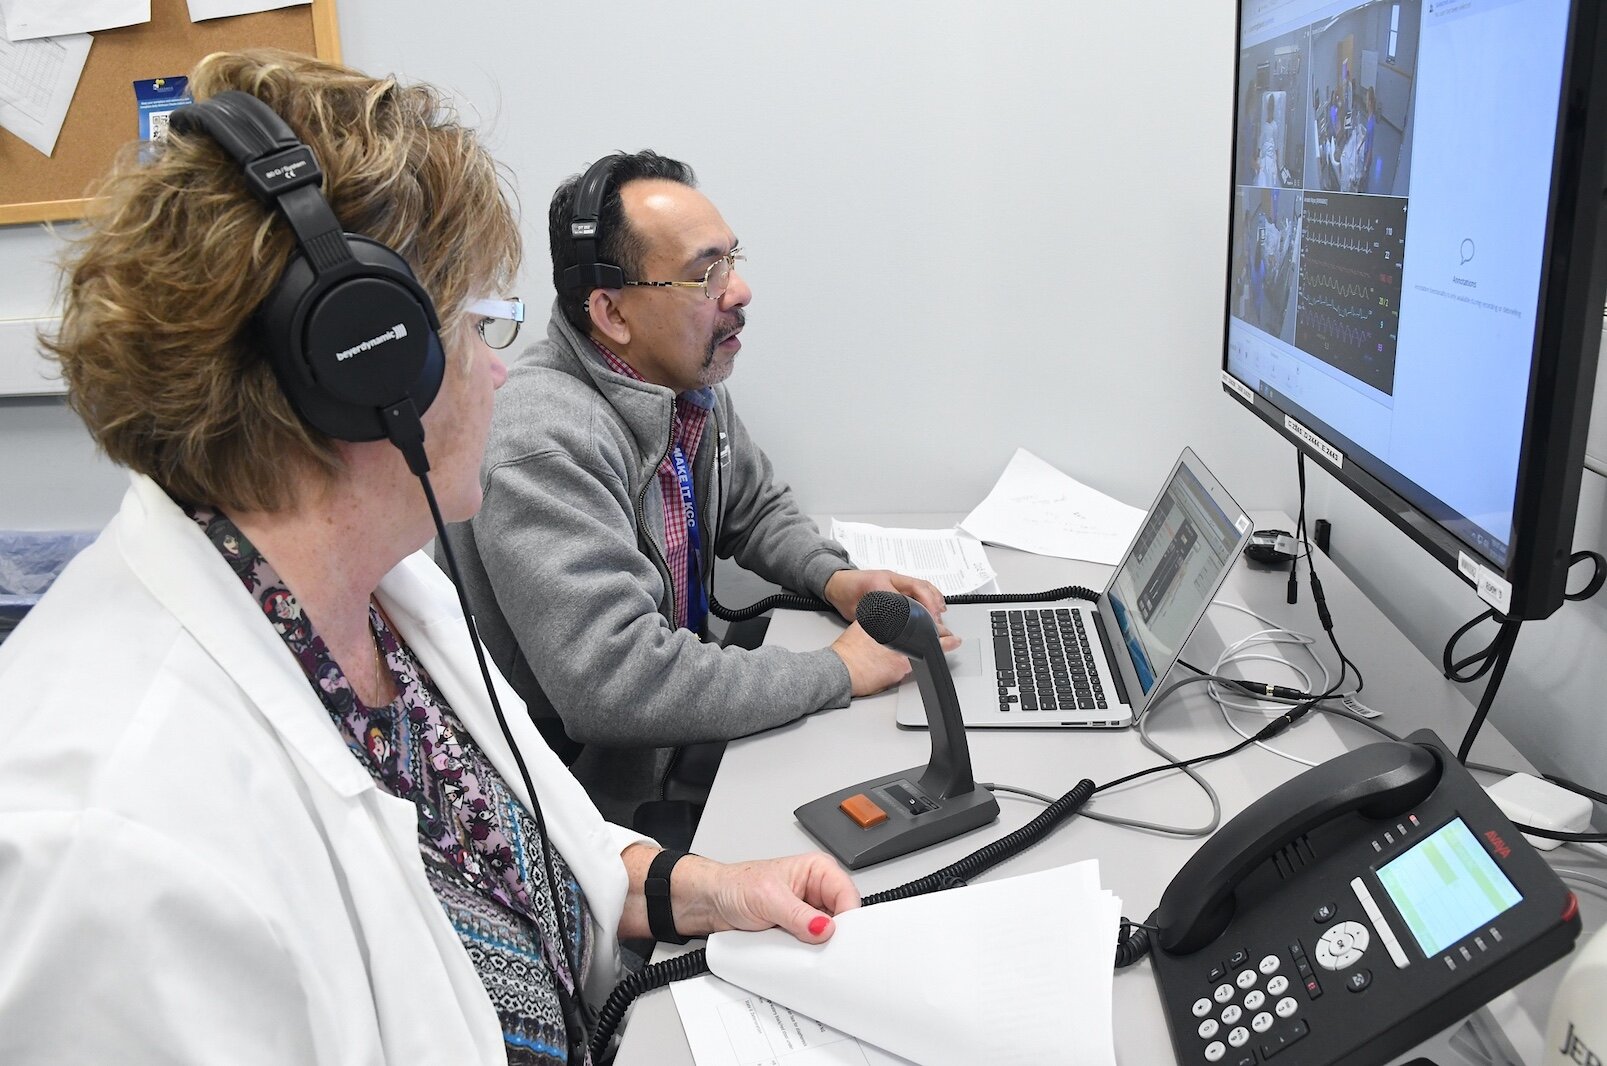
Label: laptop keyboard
xmin=992 ymin=608 xmax=1108 ymax=713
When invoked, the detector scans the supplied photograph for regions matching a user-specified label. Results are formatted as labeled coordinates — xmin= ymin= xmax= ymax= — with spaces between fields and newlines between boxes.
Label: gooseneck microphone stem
xmin=911 ymin=652 xmax=974 ymax=798
xmin=793 ymin=591 xmax=999 ymax=870
xmin=856 ymin=592 xmax=975 ymax=799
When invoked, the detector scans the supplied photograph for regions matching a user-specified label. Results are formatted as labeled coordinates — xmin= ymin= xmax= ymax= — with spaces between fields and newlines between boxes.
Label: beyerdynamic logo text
xmin=335 ymin=323 xmax=408 ymax=362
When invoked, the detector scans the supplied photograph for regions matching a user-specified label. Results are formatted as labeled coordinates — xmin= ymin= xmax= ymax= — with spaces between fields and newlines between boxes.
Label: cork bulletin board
xmin=0 ymin=0 xmax=341 ymax=225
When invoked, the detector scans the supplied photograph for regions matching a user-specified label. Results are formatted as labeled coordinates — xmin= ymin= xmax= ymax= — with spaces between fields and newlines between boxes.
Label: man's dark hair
xmin=549 ymin=150 xmax=698 ymax=334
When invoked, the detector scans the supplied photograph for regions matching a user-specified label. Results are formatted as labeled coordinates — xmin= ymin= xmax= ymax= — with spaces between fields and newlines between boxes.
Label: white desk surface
xmin=612 ymin=513 xmax=1605 ymax=1066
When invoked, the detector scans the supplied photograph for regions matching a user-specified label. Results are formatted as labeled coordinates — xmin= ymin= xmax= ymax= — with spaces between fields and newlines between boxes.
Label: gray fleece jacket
xmin=442 ymin=303 xmax=854 ymax=824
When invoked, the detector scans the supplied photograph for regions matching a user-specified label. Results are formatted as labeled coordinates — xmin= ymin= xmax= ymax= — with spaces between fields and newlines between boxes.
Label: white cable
xmin=1204 ymin=601 xmax=1344 ymax=767
xmin=1554 ymin=868 xmax=1607 ymax=898
xmin=982 ymin=678 xmax=1226 ymax=838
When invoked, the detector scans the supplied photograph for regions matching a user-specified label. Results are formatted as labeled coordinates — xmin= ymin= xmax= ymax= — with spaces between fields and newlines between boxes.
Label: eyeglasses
xmin=623 ymin=247 xmax=746 ymax=301
xmin=468 ymin=297 xmax=524 ymax=350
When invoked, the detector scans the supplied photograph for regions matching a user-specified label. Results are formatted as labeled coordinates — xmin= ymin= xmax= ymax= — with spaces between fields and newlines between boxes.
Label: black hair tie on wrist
xmin=646 ymin=849 xmax=692 ymax=945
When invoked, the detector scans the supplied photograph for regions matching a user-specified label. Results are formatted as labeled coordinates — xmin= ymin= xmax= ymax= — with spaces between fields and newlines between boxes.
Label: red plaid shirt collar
xmin=590 ymin=340 xmax=711 ymax=630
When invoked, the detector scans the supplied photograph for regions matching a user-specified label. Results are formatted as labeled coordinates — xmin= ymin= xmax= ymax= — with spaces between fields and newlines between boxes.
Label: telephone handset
xmin=1154 ymin=743 xmax=1441 ymax=956
xmin=1149 ymin=730 xmax=1580 ymax=1066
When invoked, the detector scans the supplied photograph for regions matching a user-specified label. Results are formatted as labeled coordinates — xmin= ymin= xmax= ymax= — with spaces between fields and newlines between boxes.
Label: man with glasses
xmin=443 ymin=150 xmax=952 ymax=828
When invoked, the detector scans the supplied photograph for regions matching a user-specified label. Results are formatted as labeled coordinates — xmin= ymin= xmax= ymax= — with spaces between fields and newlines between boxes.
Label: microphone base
xmin=795 ymin=764 xmax=999 ymax=870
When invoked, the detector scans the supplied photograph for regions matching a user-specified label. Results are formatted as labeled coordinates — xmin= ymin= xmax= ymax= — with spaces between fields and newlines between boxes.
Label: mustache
xmin=715 ymin=308 xmax=746 ymax=343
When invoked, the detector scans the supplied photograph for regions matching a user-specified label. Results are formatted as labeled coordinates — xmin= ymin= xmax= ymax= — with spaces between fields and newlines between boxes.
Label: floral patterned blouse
xmin=190 ymin=507 xmax=595 ymax=1065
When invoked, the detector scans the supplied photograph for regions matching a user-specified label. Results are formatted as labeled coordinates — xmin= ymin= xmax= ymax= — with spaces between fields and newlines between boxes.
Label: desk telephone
xmin=1150 ymin=729 xmax=1581 ymax=1066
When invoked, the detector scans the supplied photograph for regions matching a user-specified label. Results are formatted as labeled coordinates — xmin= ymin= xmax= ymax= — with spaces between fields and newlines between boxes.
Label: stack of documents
xmin=671 ymin=861 xmax=1123 ymax=1066
xmin=829 ymin=519 xmax=996 ymax=597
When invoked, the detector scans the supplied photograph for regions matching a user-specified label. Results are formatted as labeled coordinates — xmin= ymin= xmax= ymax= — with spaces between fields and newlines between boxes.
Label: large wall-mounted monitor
xmin=1222 ymin=0 xmax=1607 ymax=620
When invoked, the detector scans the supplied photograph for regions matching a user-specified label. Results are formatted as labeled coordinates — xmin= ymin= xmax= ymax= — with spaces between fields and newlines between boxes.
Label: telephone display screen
xmin=1375 ymin=817 xmax=1522 ymax=958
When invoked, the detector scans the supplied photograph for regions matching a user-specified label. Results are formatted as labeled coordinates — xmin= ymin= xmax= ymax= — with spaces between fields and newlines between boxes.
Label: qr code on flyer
xmin=147 ymin=110 xmax=174 ymax=143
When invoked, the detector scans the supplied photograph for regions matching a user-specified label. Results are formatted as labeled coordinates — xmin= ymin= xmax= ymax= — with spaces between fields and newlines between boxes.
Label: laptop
xmin=895 ymin=447 xmax=1252 ymax=730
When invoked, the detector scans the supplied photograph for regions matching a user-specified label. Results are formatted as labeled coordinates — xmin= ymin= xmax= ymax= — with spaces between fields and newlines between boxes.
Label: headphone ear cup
xmin=258 ymin=236 xmax=445 ymax=443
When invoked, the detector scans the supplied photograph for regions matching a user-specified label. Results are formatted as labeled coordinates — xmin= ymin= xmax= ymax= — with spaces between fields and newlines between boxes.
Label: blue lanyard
xmin=670 ymin=441 xmax=707 ymax=634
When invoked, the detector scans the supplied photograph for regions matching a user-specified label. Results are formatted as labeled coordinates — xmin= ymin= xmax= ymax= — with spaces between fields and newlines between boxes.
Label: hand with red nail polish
xmin=620 ymin=846 xmax=859 ymax=944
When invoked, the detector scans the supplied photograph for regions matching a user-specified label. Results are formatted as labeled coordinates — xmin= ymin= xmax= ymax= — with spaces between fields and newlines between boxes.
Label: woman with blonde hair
xmin=0 ymin=49 xmax=855 ymax=1066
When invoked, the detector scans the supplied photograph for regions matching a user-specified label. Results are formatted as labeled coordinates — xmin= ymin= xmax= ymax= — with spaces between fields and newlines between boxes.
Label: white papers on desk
xmin=960 ymin=448 xmax=1145 ymax=565
xmin=829 ymin=520 xmax=996 ymax=596
xmin=671 ymin=976 xmax=915 ymax=1066
xmin=0 ymin=13 xmax=89 ymax=156
xmin=185 ymin=0 xmax=308 ymax=21
xmin=676 ymin=861 xmax=1122 ymax=1066
xmin=0 ymin=0 xmax=147 ymax=41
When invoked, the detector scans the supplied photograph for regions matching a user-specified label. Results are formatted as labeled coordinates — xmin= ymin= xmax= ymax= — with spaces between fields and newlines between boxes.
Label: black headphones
xmin=169 ymin=91 xmax=443 ymax=467
xmin=558 ymin=152 xmax=626 ymax=296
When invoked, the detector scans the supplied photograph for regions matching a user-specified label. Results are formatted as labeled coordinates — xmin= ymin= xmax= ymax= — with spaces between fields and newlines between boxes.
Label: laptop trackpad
xmin=945 ymin=642 xmax=984 ymax=678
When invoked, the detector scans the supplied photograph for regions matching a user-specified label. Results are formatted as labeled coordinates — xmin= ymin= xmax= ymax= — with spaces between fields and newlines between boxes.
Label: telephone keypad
xmin=1188 ymin=944 xmax=1314 ymax=1061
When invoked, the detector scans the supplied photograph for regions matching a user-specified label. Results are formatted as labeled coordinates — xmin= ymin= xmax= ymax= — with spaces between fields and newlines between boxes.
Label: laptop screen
xmin=1106 ymin=461 xmax=1249 ymax=694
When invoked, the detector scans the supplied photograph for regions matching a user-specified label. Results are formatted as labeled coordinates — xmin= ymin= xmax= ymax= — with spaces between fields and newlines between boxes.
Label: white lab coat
xmin=0 ymin=475 xmax=649 ymax=1065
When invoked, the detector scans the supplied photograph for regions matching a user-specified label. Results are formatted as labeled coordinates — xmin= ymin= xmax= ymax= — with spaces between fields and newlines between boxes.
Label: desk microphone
xmin=795 ymin=592 xmax=999 ymax=869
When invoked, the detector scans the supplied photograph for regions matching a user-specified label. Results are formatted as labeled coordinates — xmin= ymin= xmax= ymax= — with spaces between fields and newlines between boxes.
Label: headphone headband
xmin=171 ymin=91 xmax=353 ymax=273
xmin=559 ymin=153 xmax=626 ymax=295
xmin=166 ymin=90 xmax=445 ymax=460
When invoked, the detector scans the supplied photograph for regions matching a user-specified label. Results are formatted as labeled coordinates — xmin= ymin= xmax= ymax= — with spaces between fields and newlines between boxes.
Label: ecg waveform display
xmin=1294 ymin=193 xmax=1408 ymax=395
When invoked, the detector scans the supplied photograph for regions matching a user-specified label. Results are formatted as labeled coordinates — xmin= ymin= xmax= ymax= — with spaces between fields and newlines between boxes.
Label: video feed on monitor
xmin=1223 ymin=0 xmax=1574 ymax=571
xmin=1307 ymin=4 xmax=1418 ymax=196
xmin=1232 ymin=187 xmax=1303 ymax=343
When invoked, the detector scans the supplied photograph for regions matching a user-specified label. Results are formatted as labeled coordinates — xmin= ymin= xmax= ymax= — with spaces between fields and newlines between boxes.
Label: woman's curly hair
xmin=46 ymin=48 xmax=520 ymax=512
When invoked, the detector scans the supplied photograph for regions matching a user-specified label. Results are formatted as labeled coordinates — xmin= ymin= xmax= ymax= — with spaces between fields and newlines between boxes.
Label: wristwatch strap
xmin=645 ymin=848 xmax=692 ymax=944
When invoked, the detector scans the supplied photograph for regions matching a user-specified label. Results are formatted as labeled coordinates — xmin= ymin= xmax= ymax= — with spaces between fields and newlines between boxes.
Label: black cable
xmin=1175 ymin=659 xmax=1315 ymax=702
xmin=1452 ymin=619 xmax=1521 ymax=765
xmin=1288 ymin=452 xmax=1306 ymax=605
xmin=422 ymin=471 xmax=593 ymax=1066
xmin=710 ymin=583 xmax=1102 ymax=623
xmin=1444 ymin=550 xmax=1604 ymax=765
xmin=1115 ymin=919 xmax=1153 ymax=968
xmin=1444 ymin=551 xmax=1604 ymax=683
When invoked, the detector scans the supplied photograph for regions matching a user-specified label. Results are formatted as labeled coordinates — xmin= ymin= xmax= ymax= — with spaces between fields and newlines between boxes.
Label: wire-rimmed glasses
xmin=623 ymin=247 xmax=746 ymax=301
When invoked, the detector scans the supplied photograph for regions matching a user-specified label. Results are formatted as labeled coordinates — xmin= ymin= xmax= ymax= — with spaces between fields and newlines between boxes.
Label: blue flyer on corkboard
xmin=134 ymin=76 xmax=190 ymax=160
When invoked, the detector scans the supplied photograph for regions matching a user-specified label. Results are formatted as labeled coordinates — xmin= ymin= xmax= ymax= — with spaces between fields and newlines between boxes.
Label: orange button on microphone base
xmin=839 ymin=793 xmax=889 ymax=829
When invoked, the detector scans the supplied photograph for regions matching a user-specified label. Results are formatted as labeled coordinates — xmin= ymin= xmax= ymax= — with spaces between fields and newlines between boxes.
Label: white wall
xmin=0 ymin=1 xmax=1602 ymax=800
